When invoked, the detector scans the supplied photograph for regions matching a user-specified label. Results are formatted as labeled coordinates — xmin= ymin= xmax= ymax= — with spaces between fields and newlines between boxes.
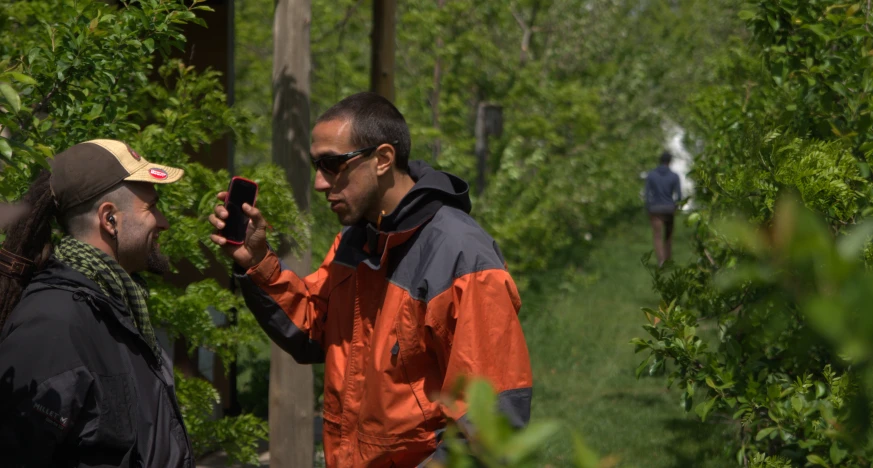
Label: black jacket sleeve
xmin=0 ymin=297 xmax=97 ymax=468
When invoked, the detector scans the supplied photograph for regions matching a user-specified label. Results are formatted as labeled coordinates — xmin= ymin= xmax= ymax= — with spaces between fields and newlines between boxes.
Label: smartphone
xmin=221 ymin=176 xmax=259 ymax=245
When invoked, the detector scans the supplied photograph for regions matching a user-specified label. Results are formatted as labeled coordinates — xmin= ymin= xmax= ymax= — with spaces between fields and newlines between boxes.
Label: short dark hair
xmin=316 ymin=92 xmax=412 ymax=171
xmin=660 ymin=151 xmax=672 ymax=164
xmin=60 ymin=182 xmax=134 ymax=237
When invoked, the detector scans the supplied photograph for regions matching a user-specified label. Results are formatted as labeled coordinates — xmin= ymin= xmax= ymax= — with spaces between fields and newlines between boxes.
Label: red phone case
xmin=224 ymin=176 xmax=259 ymax=245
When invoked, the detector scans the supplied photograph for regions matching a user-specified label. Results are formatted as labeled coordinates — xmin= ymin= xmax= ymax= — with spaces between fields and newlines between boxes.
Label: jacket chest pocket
xmin=393 ymin=305 xmax=438 ymax=417
xmin=353 ymin=304 xmax=441 ymax=466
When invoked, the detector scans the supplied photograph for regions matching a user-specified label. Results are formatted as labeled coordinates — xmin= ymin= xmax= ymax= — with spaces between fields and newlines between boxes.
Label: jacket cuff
xmin=245 ymin=251 xmax=281 ymax=284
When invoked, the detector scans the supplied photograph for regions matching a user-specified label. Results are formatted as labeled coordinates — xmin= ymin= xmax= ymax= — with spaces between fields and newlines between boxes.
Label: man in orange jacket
xmin=209 ymin=92 xmax=532 ymax=467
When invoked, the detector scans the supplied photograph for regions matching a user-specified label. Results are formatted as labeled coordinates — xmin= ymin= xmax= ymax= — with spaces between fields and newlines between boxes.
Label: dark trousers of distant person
xmin=648 ymin=211 xmax=674 ymax=267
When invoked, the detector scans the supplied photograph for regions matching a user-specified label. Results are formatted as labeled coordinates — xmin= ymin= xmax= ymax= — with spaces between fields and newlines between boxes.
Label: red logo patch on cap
xmin=149 ymin=168 xmax=168 ymax=180
xmin=126 ymin=145 xmax=142 ymax=161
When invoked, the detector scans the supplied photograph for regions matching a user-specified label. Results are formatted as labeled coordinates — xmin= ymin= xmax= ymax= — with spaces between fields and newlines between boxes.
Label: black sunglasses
xmin=311 ymin=141 xmax=399 ymax=176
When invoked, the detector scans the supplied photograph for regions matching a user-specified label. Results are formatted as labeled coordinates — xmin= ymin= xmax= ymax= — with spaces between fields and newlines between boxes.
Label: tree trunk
xmin=370 ymin=0 xmax=397 ymax=101
xmin=475 ymin=102 xmax=487 ymax=196
xmin=431 ymin=0 xmax=445 ymax=161
xmin=271 ymin=1 xmax=314 ymax=467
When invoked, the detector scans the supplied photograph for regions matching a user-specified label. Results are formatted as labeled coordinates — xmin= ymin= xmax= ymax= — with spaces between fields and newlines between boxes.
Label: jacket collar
xmin=335 ymin=161 xmax=471 ymax=270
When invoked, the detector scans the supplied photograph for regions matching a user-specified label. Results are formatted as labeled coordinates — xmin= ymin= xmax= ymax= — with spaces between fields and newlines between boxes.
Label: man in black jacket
xmin=0 ymin=139 xmax=193 ymax=467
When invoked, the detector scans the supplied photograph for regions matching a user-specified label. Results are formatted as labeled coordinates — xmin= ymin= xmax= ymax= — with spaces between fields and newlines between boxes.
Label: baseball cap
xmin=49 ymin=139 xmax=184 ymax=211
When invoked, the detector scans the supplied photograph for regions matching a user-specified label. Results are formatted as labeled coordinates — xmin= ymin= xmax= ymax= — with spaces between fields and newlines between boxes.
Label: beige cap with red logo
xmin=49 ymin=139 xmax=184 ymax=211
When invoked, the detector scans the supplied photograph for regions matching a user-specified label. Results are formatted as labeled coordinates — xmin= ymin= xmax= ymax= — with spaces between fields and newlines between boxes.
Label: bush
xmin=634 ymin=1 xmax=873 ymax=465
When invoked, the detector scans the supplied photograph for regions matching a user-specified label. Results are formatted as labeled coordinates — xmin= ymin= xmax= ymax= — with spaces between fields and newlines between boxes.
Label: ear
xmin=374 ymin=143 xmax=396 ymax=177
xmin=96 ymin=201 xmax=118 ymax=238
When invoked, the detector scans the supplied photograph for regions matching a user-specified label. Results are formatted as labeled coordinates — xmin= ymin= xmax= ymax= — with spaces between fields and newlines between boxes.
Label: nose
xmin=155 ymin=210 xmax=170 ymax=231
xmin=313 ymin=169 xmax=332 ymax=193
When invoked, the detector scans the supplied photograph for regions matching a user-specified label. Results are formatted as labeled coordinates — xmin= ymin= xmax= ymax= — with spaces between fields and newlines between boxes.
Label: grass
xmin=520 ymin=211 xmax=736 ymax=468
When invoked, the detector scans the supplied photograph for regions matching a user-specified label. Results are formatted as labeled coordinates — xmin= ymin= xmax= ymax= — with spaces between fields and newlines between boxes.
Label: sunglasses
xmin=311 ymin=141 xmax=399 ymax=176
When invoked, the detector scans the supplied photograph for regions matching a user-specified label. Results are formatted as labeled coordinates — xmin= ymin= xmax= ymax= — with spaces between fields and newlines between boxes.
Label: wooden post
xmin=370 ymin=0 xmax=396 ymax=101
xmin=431 ymin=0 xmax=445 ymax=161
xmin=475 ymin=103 xmax=487 ymax=196
xmin=475 ymin=102 xmax=503 ymax=196
xmin=271 ymin=1 xmax=315 ymax=467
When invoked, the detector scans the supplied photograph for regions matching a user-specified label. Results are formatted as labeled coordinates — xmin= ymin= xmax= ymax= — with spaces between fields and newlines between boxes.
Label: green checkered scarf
xmin=54 ymin=236 xmax=162 ymax=364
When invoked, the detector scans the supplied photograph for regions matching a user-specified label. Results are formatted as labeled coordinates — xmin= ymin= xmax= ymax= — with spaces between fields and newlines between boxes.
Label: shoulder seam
xmin=390 ymin=267 xmax=507 ymax=303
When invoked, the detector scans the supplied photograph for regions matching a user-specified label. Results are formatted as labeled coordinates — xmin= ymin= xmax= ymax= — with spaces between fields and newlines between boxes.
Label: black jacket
xmin=0 ymin=258 xmax=193 ymax=468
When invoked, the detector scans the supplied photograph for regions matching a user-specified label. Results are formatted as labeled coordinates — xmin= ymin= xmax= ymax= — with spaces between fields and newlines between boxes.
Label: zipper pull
xmin=391 ymin=341 xmax=400 ymax=356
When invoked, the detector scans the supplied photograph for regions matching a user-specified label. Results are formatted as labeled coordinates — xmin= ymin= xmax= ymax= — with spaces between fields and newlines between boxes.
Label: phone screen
xmin=222 ymin=178 xmax=258 ymax=244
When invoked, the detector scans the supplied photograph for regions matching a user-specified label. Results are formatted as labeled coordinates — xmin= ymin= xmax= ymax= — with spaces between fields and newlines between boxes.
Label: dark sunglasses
xmin=311 ymin=141 xmax=399 ymax=176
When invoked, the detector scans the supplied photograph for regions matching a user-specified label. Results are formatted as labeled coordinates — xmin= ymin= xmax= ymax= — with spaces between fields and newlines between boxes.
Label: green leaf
xmin=635 ymin=357 xmax=651 ymax=379
xmin=682 ymin=390 xmax=692 ymax=411
xmin=629 ymin=337 xmax=650 ymax=353
xmin=694 ymin=397 xmax=717 ymax=422
xmin=807 ymin=454 xmax=829 ymax=466
xmin=830 ymin=443 xmax=848 ymax=464
xmin=0 ymin=82 xmax=22 ymax=113
xmin=466 ymin=379 xmax=499 ymax=449
xmin=6 ymin=72 xmax=37 ymax=86
xmin=831 ymin=82 xmax=849 ymax=98
xmin=85 ymin=103 xmax=104 ymax=121
xmin=756 ymin=427 xmax=777 ymax=441
xmin=768 ymin=15 xmax=780 ymax=32
xmin=572 ymin=433 xmax=601 ymax=468
xmin=815 ymin=382 xmax=827 ymax=398
xmin=34 ymin=144 xmax=53 ymax=159
xmin=804 ymin=23 xmax=829 ymax=39
xmin=790 ymin=395 xmax=804 ymax=413
xmin=738 ymin=10 xmax=757 ymax=20
xmin=502 ymin=421 xmax=561 ymax=464
xmin=0 ymin=138 xmax=12 ymax=159
xmin=705 ymin=376 xmax=718 ymax=390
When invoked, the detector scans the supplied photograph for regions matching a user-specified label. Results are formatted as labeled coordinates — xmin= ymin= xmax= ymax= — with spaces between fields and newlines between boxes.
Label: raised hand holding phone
xmin=209 ymin=177 xmax=269 ymax=270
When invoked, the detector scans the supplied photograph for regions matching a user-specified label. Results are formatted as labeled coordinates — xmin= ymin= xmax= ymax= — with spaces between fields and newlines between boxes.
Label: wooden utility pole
xmin=370 ymin=0 xmax=397 ymax=101
xmin=475 ymin=102 xmax=503 ymax=195
xmin=431 ymin=0 xmax=446 ymax=160
xmin=271 ymin=1 xmax=314 ymax=467
xmin=475 ymin=103 xmax=487 ymax=196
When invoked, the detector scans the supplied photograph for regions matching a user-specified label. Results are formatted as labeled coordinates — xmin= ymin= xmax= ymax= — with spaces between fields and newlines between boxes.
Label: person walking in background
xmin=645 ymin=151 xmax=682 ymax=267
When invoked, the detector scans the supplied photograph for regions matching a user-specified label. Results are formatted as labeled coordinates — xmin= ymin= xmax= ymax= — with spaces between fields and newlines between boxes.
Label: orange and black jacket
xmin=236 ymin=161 xmax=533 ymax=467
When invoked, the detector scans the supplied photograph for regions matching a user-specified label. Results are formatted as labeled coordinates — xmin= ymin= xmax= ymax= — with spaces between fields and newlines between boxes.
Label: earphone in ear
xmin=108 ymin=215 xmax=117 ymax=238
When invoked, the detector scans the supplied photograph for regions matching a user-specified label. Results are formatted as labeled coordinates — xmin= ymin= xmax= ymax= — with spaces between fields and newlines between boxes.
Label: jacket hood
xmin=27 ymin=257 xmax=107 ymax=297
xmin=373 ymin=160 xmax=471 ymax=233
xmin=24 ymin=257 xmax=132 ymax=324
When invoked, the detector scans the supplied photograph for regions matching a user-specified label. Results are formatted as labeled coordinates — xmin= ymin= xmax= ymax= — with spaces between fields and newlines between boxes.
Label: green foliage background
xmin=7 ymin=0 xmax=873 ymax=466
xmin=632 ymin=1 xmax=873 ymax=466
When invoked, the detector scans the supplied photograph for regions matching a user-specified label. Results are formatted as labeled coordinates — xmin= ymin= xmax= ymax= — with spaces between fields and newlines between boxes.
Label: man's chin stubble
xmin=147 ymin=247 xmax=171 ymax=275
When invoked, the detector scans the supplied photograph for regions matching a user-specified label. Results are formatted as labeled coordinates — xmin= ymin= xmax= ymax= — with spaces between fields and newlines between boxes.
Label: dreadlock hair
xmin=0 ymin=170 xmax=57 ymax=334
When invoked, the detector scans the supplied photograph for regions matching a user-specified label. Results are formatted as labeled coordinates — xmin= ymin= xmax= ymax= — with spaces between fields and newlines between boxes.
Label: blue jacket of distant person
xmin=645 ymin=165 xmax=682 ymax=214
